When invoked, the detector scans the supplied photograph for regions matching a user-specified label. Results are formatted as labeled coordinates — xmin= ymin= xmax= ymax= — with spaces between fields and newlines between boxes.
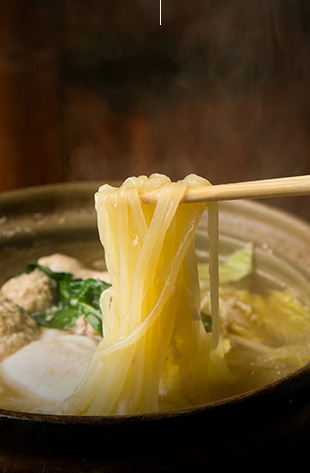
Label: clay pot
xmin=0 ymin=182 xmax=309 ymax=472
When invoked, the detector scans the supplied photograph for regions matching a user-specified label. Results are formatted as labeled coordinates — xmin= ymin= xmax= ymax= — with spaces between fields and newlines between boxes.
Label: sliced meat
xmin=38 ymin=253 xmax=110 ymax=282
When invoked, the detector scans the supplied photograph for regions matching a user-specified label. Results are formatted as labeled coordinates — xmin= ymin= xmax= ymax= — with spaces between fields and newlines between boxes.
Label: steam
xmin=24 ymin=1 xmax=310 ymax=218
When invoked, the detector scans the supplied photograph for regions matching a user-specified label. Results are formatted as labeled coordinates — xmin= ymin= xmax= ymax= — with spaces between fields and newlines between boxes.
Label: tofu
xmin=0 ymin=329 xmax=98 ymax=405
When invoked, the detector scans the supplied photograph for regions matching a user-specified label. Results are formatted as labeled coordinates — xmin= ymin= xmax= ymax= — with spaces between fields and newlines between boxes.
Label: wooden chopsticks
xmin=140 ymin=175 xmax=310 ymax=204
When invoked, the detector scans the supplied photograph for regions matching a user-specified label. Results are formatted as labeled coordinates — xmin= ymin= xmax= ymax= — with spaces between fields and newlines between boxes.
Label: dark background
xmin=0 ymin=0 xmax=309 ymax=220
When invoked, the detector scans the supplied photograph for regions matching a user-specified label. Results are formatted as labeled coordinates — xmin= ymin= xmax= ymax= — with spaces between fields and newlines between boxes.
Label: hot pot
xmin=0 ymin=182 xmax=309 ymax=472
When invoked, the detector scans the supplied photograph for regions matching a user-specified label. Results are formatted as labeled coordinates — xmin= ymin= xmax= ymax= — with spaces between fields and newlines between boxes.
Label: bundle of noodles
xmin=63 ymin=174 xmax=231 ymax=415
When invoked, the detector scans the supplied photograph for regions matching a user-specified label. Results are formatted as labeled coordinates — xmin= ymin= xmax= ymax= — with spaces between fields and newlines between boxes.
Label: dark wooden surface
xmin=0 ymin=0 xmax=309 ymax=220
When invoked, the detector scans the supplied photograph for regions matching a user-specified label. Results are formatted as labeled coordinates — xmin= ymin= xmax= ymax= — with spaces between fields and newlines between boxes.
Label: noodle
xmin=62 ymin=174 xmax=225 ymax=415
xmin=208 ymin=202 xmax=219 ymax=349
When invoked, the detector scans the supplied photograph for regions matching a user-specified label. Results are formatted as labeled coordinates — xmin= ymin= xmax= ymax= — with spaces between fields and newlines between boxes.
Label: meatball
xmin=0 ymin=296 xmax=40 ymax=360
xmin=0 ymin=268 xmax=58 ymax=314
